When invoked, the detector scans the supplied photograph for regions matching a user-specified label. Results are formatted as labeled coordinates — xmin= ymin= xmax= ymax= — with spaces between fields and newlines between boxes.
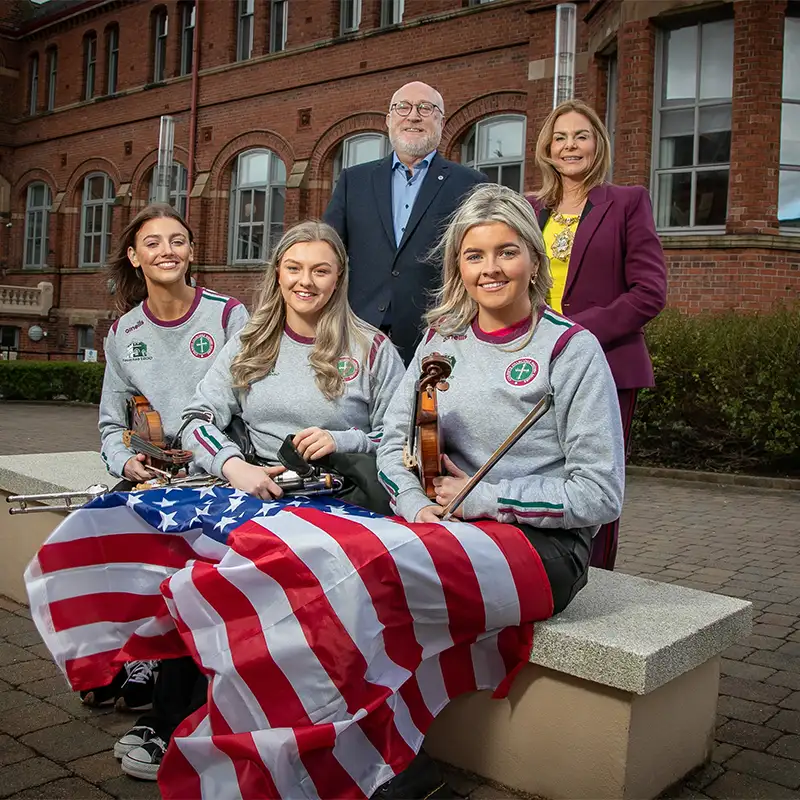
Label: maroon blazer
xmin=529 ymin=183 xmax=667 ymax=390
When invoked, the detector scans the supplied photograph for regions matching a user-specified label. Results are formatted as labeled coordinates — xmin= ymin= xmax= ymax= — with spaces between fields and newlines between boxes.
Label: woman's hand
xmin=123 ymin=454 xmax=156 ymax=483
xmin=415 ymin=505 xmax=444 ymax=524
xmin=293 ymin=427 xmax=336 ymax=461
xmin=222 ymin=457 xmax=286 ymax=500
xmin=431 ymin=455 xmax=471 ymax=515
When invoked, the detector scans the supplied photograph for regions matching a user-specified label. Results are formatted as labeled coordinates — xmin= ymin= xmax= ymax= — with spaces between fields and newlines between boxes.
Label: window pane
xmin=694 ymin=169 xmax=728 ymax=226
xmin=779 ymin=169 xmax=800 ymax=226
xmin=664 ymin=26 xmax=697 ymax=105
xmin=781 ymin=103 xmax=800 ymax=166
xmin=462 ymin=129 xmax=476 ymax=165
xmin=270 ymin=186 xmax=285 ymax=227
xmin=656 ymin=171 xmax=692 ymax=227
xmin=92 ymin=235 xmax=101 ymax=265
xmin=87 ymin=175 xmax=104 ymax=200
xmin=250 ymin=226 xmax=264 ymax=262
xmin=784 ymin=18 xmax=800 ymax=102
xmin=238 ymin=152 xmax=269 ymax=186
xmin=698 ymin=104 xmax=731 ymax=164
xmin=239 ymin=190 xmax=254 ymax=222
xmin=271 ymin=155 xmax=287 ymax=183
xmin=237 ymin=226 xmax=250 ymax=261
xmin=83 ymin=233 xmax=93 ymax=264
xmin=699 ymin=20 xmax=733 ymax=101
xmin=659 ymin=108 xmax=694 ymax=168
xmin=345 ymin=134 xmax=386 ymax=167
xmin=499 ymin=164 xmax=522 ymax=192
xmin=482 ymin=165 xmax=499 ymax=184
xmin=31 ymin=183 xmax=45 ymax=206
xmin=251 ymin=189 xmax=266 ymax=223
xmin=478 ymin=118 xmax=524 ymax=162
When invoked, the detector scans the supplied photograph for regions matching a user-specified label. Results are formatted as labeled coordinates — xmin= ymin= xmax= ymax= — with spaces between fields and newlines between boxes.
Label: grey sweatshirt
xmin=99 ymin=287 xmax=249 ymax=477
xmin=181 ymin=326 xmax=405 ymax=477
xmin=376 ymin=309 xmax=625 ymax=534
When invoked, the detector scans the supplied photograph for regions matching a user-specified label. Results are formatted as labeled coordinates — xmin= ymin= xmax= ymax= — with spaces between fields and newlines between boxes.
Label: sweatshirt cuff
xmin=211 ymin=446 xmax=245 ymax=479
xmin=328 ymin=428 xmax=361 ymax=454
xmin=459 ymin=482 xmax=498 ymax=521
xmin=108 ymin=449 xmax=134 ymax=480
xmin=395 ymin=488 xmax=435 ymax=524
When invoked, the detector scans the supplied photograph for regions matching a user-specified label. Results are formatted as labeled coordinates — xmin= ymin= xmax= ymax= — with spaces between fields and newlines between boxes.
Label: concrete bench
xmin=426 ymin=568 xmax=752 ymax=800
xmin=1 ymin=452 xmax=752 ymax=798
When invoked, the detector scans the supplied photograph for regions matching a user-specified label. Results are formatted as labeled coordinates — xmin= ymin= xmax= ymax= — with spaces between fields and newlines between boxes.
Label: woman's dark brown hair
xmin=107 ymin=203 xmax=195 ymax=315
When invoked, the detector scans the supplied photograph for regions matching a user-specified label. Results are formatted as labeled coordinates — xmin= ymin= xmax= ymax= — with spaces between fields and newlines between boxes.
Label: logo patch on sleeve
xmin=337 ymin=357 xmax=360 ymax=382
xmin=190 ymin=332 xmax=215 ymax=359
xmin=504 ymin=358 xmax=539 ymax=386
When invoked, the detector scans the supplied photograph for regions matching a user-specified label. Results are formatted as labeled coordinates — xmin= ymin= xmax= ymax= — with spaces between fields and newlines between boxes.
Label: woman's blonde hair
xmin=424 ymin=184 xmax=552 ymax=341
xmin=534 ymin=99 xmax=611 ymax=210
xmin=230 ymin=221 xmax=374 ymax=399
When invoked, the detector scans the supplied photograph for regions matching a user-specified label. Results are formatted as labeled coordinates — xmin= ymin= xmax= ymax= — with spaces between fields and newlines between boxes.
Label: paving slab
xmin=7 ymin=776 xmax=114 ymax=799
xmin=0 ymin=757 xmax=69 ymax=799
xmin=20 ymin=720 xmax=116 ymax=763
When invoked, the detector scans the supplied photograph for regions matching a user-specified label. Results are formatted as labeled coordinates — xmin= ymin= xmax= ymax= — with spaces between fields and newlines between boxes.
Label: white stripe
xmin=413 ymin=653 xmax=450 ymax=718
xmin=251 ymin=726 xmax=314 ymax=800
xmin=329 ymin=708 xmax=393 ymax=798
xmin=470 ymin=634 xmax=508 ymax=690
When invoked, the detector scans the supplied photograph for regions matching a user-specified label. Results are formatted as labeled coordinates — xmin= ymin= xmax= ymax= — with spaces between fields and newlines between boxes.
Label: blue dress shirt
xmin=391 ymin=150 xmax=437 ymax=248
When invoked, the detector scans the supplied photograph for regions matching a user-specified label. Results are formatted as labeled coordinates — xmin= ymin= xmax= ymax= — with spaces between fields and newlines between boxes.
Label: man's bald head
xmin=386 ymin=82 xmax=446 ymax=166
xmin=389 ymin=82 xmax=445 ymax=116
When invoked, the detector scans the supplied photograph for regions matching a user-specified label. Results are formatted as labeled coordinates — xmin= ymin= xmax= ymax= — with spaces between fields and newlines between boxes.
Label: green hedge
xmin=632 ymin=308 xmax=800 ymax=477
xmin=0 ymin=361 xmax=105 ymax=403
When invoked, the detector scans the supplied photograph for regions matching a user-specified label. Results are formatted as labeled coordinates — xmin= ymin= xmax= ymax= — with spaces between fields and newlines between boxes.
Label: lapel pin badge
xmin=438 ymin=175 xmax=444 ymax=180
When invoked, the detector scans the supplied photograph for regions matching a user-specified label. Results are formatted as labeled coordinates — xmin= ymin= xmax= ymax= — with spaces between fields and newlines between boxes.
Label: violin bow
xmin=440 ymin=392 xmax=553 ymax=522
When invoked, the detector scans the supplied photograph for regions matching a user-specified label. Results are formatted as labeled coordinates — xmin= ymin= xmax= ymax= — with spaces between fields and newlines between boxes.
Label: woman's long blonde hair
xmin=424 ymin=184 xmax=552 ymax=341
xmin=534 ymin=99 xmax=611 ymax=210
xmin=230 ymin=221 xmax=374 ymax=399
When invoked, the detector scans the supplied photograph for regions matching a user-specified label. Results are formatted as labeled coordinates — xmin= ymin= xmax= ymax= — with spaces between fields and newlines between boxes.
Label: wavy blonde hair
xmin=424 ymin=184 xmax=552 ymax=345
xmin=230 ymin=221 xmax=375 ymax=399
xmin=534 ymin=99 xmax=611 ymax=210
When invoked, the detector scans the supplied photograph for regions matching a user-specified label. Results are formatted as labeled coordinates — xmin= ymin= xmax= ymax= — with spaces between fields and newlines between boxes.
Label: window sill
xmin=660 ymin=232 xmax=800 ymax=251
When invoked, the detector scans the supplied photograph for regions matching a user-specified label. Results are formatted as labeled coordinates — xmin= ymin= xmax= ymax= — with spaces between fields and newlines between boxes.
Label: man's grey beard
xmin=390 ymin=131 xmax=441 ymax=158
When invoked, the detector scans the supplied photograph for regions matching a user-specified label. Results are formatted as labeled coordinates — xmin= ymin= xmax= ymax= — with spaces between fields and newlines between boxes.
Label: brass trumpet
xmin=6 ymin=484 xmax=109 ymax=515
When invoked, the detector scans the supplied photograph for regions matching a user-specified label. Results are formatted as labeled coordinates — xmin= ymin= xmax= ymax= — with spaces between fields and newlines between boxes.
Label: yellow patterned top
xmin=542 ymin=214 xmax=579 ymax=313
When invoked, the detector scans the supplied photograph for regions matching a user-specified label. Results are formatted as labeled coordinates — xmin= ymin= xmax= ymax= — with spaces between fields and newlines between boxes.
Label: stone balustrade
xmin=0 ymin=282 xmax=54 ymax=317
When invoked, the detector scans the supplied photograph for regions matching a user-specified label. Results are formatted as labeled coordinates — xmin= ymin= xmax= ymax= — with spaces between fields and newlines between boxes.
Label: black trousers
xmin=516 ymin=525 xmax=592 ymax=615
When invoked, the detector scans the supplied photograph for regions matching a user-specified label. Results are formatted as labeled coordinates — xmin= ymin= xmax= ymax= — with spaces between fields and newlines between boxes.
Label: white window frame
xmin=77 ymin=325 xmax=95 ymax=359
xmin=24 ymin=182 xmax=51 ymax=269
xmin=333 ymin=133 xmax=390 ymax=186
xmin=340 ymin=0 xmax=361 ymax=34
xmin=106 ymin=26 xmax=119 ymax=94
xmin=380 ymin=0 xmax=404 ymax=27
xmin=181 ymin=2 xmax=196 ymax=75
xmin=462 ymin=114 xmax=527 ymax=192
xmin=153 ymin=8 xmax=169 ymax=82
xmin=84 ymin=33 xmax=97 ymax=100
xmin=237 ymin=0 xmax=254 ymax=61
xmin=29 ymin=53 xmax=38 ymax=115
xmin=779 ymin=15 xmax=800 ymax=231
xmin=149 ymin=163 xmax=189 ymax=218
xmin=270 ymin=0 xmax=288 ymax=53
xmin=46 ymin=48 xmax=57 ymax=110
xmin=80 ymin=173 xmax=115 ymax=268
xmin=229 ymin=149 xmax=287 ymax=264
xmin=651 ymin=20 xmax=733 ymax=233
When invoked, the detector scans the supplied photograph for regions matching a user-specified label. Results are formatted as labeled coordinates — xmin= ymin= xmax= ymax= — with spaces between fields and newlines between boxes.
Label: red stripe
xmin=395 ymin=519 xmax=484 ymax=698
xmin=211 ymin=732 xmax=281 ymax=800
xmin=234 ymin=517 xmax=414 ymax=774
xmin=49 ymin=591 xmax=167 ymax=632
xmin=193 ymin=428 xmax=217 ymax=456
xmin=290 ymin=507 xmax=434 ymax=736
xmin=185 ymin=556 xmax=364 ymax=799
xmin=64 ymin=648 xmax=124 ymax=691
xmin=368 ymin=333 xmax=385 ymax=370
xmin=38 ymin=533 xmax=195 ymax=574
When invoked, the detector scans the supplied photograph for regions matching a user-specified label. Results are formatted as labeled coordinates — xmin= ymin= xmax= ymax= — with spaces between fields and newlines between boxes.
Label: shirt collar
xmin=392 ymin=150 xmax=437 ymax=173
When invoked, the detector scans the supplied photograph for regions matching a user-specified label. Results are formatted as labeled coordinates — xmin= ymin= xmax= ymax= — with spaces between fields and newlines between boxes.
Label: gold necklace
xmin=550 ymin=212 xmax=580 ymax=261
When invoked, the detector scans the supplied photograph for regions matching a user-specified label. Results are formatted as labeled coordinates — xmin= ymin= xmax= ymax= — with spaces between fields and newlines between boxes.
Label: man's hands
xmin=222 ymin=457 xmax=286 ymax=500
xmin=293 ymin=427 xmax=336 ymax=461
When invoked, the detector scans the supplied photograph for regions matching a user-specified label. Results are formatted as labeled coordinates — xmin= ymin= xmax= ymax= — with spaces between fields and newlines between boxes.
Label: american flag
xmin=25 ymin=486 xmax=554 ymax=800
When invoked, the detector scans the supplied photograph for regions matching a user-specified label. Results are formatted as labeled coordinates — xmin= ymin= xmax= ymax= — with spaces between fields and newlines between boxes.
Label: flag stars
xmin=158 ymin=510 xmax=179 ymax=531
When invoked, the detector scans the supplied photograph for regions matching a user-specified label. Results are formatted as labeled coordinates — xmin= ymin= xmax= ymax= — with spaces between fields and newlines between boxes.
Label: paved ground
xmin=1 ymin=403 xmax=800 ymax=799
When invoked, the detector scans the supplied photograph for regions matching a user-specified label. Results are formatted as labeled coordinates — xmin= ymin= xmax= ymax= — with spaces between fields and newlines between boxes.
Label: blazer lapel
xmin=396 ymin=154 xmax=448 ymax=255
xmin=372 ymin=156 xmax=396 ymax=250
xmin=537 ymin=207 xmax=551 ymax=231
xmin=564 ymin=184 xmax=613 ymax=298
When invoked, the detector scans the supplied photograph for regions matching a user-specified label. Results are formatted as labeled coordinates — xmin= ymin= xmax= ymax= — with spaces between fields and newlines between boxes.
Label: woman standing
xmin=530 ymin=99 xmax=667 ymax=570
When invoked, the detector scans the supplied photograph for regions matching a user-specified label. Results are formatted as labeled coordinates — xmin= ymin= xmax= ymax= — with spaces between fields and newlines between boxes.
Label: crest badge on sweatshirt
xmin=190 ymin=332 xmax=216 ymax=359
xmin=504 ymin=358 xmax=539 ymax=387
xmin=337 ymin=357 xmax=360 ymax=382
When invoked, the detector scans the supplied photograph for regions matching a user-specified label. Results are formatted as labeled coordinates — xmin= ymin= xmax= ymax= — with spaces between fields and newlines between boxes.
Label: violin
xmin=402 ymin=353 xmax=452 ymax=499
xmin=122 ymin=395 xmax=193 ymax=476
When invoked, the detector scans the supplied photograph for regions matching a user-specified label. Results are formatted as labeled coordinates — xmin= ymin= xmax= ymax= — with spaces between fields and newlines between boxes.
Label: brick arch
xmin=13 ymin=167 xmax=58 ymax=209
xmin=440 ymin=92 xmax=528 ymax=159
xmin=129 ymin=145 xmax=191 ymax=202
xmin=208 ymin=130 xmax=294 ymax=192
xmin=307 ymin=112 xmax=388 ymax=181
xmin=64 ymin=156 xmax=122 ymax=208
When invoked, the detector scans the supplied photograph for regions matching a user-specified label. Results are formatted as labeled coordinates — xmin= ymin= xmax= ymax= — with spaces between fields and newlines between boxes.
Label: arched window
xmin=83 ymin=32 xmax=97 ymax=100
xmin=333 ymin=133 xmax=390 ymax=185
xmin=28 ymin=53 xmax=39 ymax=115
xmin=80 ymin=173 xmax=115 ymax=267
xmin=24 ymin=182 xmax=51 ymax=268
xmin=462 ymin=114 xmax=526 ymax=192
xmin=180 ymin=2 xmax=196 ymax=75
xmin=106 ymin=24 xmax=119 ymax=95
xmin=46 ymin=47 xmax=57 ymax=110
xmin=152 ymin=7 xmax=169 ymax=82
xmin=229 ymin=149 xmax=286 ymax=263
xmin=148 ymin=163 xmax=188 ymax=217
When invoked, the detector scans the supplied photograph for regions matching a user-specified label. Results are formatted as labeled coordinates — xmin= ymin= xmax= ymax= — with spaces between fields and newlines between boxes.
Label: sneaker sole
xmin=121 ymin=756 xmax=160 ymax=781
xmin=113 ymin=741 xmax=141 ymax=760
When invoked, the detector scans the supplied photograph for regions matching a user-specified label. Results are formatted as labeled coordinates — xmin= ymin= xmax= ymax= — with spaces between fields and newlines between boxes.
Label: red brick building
xmin=0 ymin=0 xmax=797 ymax=360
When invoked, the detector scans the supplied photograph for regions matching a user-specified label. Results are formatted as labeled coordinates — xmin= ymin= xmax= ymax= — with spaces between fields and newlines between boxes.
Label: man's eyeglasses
xmin=389 ymin=101 xmax=442 ymax=118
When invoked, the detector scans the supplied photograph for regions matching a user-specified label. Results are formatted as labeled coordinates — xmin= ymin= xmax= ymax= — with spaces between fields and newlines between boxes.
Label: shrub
xmin=631 ymin=308 xmax=800 ymax=477
xmin=0 ymin=361 xmax=104 ymax=403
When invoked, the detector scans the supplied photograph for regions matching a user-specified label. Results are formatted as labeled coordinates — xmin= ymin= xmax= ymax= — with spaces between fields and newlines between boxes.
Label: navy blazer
xmin=529 ymin=183 xmax=667 ymax=390
xmin=324 ymin=152 xmax=486 ymax=363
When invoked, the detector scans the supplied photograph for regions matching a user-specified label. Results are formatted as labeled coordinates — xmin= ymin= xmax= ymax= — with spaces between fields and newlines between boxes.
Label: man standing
xmin=324 ymin=81 xmax=486 ymax=364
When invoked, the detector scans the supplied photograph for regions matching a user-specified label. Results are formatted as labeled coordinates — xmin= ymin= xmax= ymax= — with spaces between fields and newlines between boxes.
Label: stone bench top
xmin=0 ymin=451 xmax=109 ymax=506
xmin=2 ymin=452 xmax=751 ymax=697
xmin=532 ymin=567 xmax=751 ymax=695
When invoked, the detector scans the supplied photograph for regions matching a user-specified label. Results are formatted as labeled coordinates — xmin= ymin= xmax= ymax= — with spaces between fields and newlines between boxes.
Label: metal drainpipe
xmin=185 ymin=0 xmax=201 ymax=224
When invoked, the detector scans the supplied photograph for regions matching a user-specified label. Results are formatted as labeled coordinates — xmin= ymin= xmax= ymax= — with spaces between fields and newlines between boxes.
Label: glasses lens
xmin=394 ymin=102 xmax=412 ymax=116
xmin=417 ymin=103 xmax=435 ymax=117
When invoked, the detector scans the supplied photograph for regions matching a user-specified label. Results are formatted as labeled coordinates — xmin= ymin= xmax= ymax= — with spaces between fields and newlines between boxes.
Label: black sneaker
xmin=80 ymin=666 xmax=126 ymax=708
xmin=115 ymin=661 xmax=158 ymax=712
xmin=121 ymin=736 xmax=166 ymax=781
xmin=114 ymin=725 xmax=159 ymax=760
xmin=372 ymin=751 xmax=445 ymax=799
